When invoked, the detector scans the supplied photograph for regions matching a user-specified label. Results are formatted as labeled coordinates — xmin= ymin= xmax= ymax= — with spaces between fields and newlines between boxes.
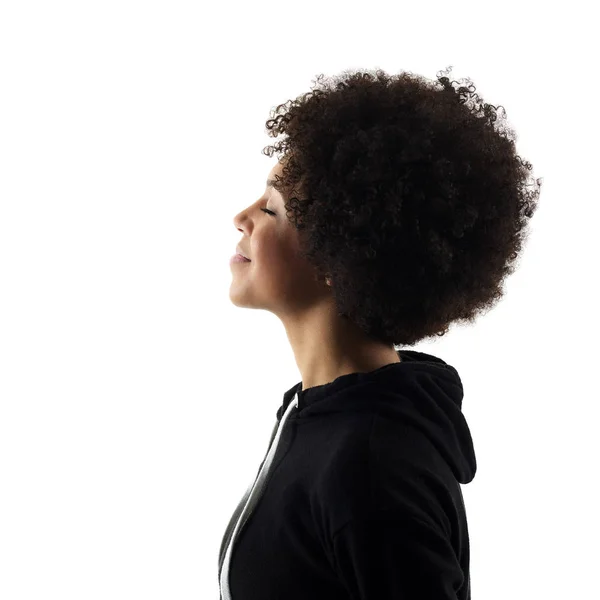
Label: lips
xmin=236 ymin=246 xmax=250 ymax=260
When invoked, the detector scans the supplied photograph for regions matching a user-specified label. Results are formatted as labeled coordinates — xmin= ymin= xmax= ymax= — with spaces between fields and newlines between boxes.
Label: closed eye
xmin=261 ymin=208 xmax=276 ymax=216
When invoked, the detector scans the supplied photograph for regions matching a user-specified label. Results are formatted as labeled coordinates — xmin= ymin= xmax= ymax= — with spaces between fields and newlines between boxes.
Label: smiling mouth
xmin=231 ymin=254 xmax=252 ymax=264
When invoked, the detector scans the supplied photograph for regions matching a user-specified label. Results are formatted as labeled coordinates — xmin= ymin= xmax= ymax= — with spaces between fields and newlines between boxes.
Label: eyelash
xmin=261 ymin=208 xmax=276 ymax=216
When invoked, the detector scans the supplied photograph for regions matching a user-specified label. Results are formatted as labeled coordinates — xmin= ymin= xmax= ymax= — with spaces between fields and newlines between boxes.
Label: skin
xmin=230 ymin=159 xmax=400 ymax=391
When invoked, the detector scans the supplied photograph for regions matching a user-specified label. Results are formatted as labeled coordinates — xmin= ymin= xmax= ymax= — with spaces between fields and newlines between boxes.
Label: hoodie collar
xmin=279 ymin=349 xmax=461 ymax=418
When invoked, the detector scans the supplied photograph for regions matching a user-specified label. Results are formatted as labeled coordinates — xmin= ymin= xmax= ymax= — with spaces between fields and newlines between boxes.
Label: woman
xmin=219 ymin=66 xmax=541 ymax=600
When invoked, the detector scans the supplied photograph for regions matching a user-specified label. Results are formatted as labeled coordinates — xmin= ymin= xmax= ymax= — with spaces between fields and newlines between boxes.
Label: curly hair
xmin=261 ymin=66 xmax=542 ymax=348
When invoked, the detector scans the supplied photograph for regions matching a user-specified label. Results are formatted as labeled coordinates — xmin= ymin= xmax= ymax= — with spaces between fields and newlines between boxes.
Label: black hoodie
xmin=217 ymin=349 xmax=476 ymax=599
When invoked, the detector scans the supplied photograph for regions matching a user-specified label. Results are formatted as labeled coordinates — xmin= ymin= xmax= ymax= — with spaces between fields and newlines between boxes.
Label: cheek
xmin=254 ymin=233 xmax=291 ymax=266
xmin=254 ymin=248 xmax=298 ymax=286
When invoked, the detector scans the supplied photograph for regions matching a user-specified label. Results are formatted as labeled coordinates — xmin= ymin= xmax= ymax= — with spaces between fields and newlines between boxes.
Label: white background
xmin=1 ymin=1 xmax=598 ymax=598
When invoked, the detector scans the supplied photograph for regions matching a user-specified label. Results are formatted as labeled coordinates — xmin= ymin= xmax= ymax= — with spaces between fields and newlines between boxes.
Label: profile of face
xmin=230 ymin=160 xmax=330 ymax=319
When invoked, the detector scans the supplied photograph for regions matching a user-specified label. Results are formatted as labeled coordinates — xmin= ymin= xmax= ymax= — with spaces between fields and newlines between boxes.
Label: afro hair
xmin=261 ymin=66 xmax=542 ymax=348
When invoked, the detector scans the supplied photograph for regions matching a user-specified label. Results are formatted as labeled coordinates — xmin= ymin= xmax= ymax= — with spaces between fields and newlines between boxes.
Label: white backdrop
xmin=1 ymin=1 xmax=597 ymax=598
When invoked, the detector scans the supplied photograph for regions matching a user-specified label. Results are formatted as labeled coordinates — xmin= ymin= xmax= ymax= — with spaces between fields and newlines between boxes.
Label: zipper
xmin=219 ymin=393 xmax=299 ymax=600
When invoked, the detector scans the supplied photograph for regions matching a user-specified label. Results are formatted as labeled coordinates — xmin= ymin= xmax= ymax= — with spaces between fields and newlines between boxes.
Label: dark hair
xmin=262 ymin=66 xmax=542 ymax=348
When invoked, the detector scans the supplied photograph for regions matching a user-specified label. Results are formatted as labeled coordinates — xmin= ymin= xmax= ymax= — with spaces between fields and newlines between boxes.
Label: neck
xmin=281 ymin=303 xmax=401 ymax=391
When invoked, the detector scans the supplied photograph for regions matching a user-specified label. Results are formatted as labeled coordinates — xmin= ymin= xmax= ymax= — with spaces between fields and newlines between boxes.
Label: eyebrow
xmin=266 ymin=178 xmax=277 ymax=189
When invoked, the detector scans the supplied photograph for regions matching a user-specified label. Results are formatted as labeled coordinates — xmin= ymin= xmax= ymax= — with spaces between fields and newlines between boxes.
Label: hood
xmin=276 ymin=349 xmax=476 ymax=484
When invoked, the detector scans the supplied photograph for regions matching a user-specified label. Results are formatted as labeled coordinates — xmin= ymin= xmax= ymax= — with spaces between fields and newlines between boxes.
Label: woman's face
xmin=230 ymin=161 xmax=328 ymax=319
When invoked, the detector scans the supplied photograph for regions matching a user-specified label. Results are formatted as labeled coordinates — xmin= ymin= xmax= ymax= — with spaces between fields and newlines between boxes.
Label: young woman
xmin=219 ymin=66 xmax=541 ymax=600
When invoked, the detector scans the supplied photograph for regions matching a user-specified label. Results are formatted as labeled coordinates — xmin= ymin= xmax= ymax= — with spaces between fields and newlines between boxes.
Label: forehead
xmin=268 ymin=160 xmax=285 ymax=179
xmin=266 ymin=162 xmax=287 ymax=196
